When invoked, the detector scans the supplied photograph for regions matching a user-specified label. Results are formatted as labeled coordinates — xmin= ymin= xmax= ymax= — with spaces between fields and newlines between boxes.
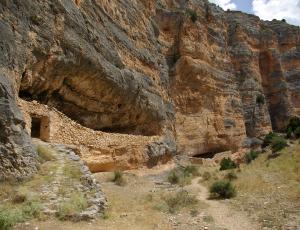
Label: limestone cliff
xmin=0 ymin=0 xmax=299 ymax=173
xmin=0 ymin=74 xmax=38 ymax=181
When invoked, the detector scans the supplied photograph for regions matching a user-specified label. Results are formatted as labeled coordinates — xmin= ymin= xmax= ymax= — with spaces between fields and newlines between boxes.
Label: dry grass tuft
xmin=56 ymin=192 xmax=88 ymax=220
xmin=154 ymin=190 xmax=198 ymax=214
xmin=111 ymin=171 xmax=126 ymax=186
xmin=36 ymin=145 xmax=56 ymax=162
xmin=167 ymin=165 xmax=200 ymax=186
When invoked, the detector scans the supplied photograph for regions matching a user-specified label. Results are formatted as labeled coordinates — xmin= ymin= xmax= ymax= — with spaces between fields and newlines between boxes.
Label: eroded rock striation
xmin=0 ymin=0 xmax=299 ymax=172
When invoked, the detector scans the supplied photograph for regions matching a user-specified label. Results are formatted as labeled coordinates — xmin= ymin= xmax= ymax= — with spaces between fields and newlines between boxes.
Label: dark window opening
xmin=31 ymin=117 xmax=41 ymax=138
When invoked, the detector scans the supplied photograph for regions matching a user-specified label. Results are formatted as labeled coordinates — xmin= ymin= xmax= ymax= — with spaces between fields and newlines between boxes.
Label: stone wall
xmin=19 ymin=99 xmax=170 ymax=172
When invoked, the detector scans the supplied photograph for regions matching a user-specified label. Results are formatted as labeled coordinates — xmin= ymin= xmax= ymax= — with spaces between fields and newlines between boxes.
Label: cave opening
xmin=99 ymin=125 xmax=138 ymax=135
xmin=31 ymin=117 xmax=41 ymax=138
xmin=19 ymin=90 xmax=34 ymax=101
xmin=192 ymin=148 xmax=230 ymax=159
xmin=193 ymin=152 xmax=217 ymax=159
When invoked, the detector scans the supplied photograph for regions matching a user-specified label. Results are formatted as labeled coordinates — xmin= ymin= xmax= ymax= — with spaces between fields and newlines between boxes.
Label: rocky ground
xmin=13 ymin=164 xmax=258 ymax=230
xmin=37 ymin=142 xmax=107 ymax=220
xmin=2 ymin=142 xmax=299 ymax=230
xmin=0 ymin=140 xmax=106 ymax=229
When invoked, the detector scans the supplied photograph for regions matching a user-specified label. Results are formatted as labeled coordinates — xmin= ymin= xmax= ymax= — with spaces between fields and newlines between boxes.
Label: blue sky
xmin=233 ymin=0 xmax=253 ymax=14
xmin=209 ymin=0 xmax=300 ymax=26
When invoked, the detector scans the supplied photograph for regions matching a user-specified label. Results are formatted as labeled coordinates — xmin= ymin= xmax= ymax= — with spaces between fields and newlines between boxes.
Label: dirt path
xmin=191 ymin=178 xmax=260 ymax=230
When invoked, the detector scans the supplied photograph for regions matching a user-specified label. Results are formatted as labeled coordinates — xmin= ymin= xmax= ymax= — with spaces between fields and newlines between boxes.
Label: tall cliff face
xmin=226 ymin=12 xmax=300 ymax=134
xmin=155 ymin=0 xmax=300 ymax=156
xmin=157 ymin=1 xmax=248 ymax=156
xmin=0 ymin=0 xmax=300 ymax=173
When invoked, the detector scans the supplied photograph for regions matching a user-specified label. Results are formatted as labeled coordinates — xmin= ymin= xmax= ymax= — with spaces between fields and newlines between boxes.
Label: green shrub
xmin=0 ymin=200 xmax=42 ymax=230
xmin=168 ymin=170 xmax=180 ymax=184
xmin=244 ymin=151 xmax=259 ymax=164
xmin=286 ymin=127 xmax=293 ymax=139
xmin=287 ymin=116 xmax=300 ymax=132
xmin=219 ymin=158 xmax=237 ymax=171
xmin=271 ymin=136 xmax=287 ymax=153
xmin=210 ymin=180 xmax=236 ymax=199
xmin=21 ymin=200 xmax=42 ymax=219
xmin=186 ymin=10 xmax=198 ymax=23
xmin=164 ymin=190 xmax=198 ymax=213
xmin=224 ymin=171 xmax=238 ymax=181
xmin=285 ymin=117 xmax=300 ymax=138
xmin=0 ymin=209 xmax=19 ymax=230
xmin=295 ymin=127 xmax=300 ymax=138
xmin=112 ymin=170 xmax=126 ymax=186
xmin=262 ymin=132 xmax=278 ymax=147
xmin=256 ymin=94 xmax=265 ymax=104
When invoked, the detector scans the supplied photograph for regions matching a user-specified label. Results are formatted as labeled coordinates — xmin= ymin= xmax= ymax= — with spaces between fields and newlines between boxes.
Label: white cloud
xmin=253 ymin=0 xmax=300 ymax=26
xmin=209 ymin=0 xmax=237 ymax=10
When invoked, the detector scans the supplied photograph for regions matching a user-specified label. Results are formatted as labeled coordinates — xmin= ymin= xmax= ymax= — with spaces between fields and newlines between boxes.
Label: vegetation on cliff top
xmin=186 ymin=9 xmax=198 ymax=22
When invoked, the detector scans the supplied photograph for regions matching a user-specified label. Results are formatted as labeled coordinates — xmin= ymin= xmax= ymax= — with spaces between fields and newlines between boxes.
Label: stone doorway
xmin=30 ymin=115 xmax=50 ymax=141
xmin=31 ymin=117 xmax=41 ymax=138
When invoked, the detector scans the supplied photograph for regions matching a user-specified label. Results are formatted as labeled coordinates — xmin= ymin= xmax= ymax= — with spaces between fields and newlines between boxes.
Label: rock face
xmin=1 ymin=0 xmax=172 ymax=136
xmin=0 ymin=75 xmax=38 ymax=181
xmin=0 ymin=0 xmax=300 ymax=171
xmin=156 ymin=0 xmax=300 ymax=156
xmin=226 ymin=12 xmax=300 ymax=134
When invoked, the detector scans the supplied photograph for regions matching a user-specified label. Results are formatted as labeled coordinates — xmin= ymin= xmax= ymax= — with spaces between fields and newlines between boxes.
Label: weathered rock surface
xmin=1 ymin=0 xmax=172 ymax=136
xmin=157 ymin=0 xmax=299 ymax=156
xmin=0 ymin=75 xmax=38 ymax=181
xmin=0 ymin=0 xmax=299 ymax=171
